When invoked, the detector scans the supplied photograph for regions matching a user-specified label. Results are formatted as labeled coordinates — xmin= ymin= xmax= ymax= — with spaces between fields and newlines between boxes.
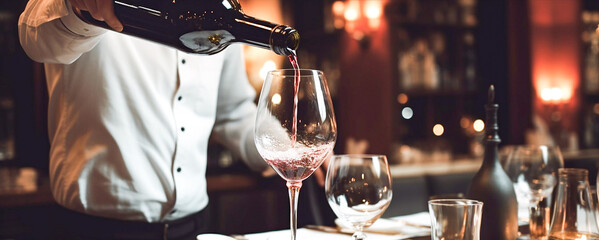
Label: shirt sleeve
xmin=18 ymin=0 xmax=107 ymax=64
xmin=211 ymin=45 xmax=269 ymax=172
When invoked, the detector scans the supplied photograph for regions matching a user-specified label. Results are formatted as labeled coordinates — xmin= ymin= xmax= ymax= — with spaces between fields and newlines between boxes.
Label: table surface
xmin=241 ymin=212 xmax=432 ymax=240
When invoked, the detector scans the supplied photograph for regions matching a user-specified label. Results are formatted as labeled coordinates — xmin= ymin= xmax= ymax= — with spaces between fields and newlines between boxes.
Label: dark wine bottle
xmin=467 ymin=85 xmax=518 ymax=240
xmin=73 ymin=0 xmax=299 ymax=55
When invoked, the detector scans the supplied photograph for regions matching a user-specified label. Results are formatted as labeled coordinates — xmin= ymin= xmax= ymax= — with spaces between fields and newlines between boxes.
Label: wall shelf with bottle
xmin=580 ymin=0 xmax=599 ymax=149
xmin=386 ymin=0 xmax=478 ymax=94
xmin=385 ymin=0 xmax=482 ymax=164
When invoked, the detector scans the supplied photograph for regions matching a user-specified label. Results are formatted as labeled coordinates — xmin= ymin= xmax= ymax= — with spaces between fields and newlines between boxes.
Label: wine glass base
xmin=516 ymin=234 xmax=548 ymax=240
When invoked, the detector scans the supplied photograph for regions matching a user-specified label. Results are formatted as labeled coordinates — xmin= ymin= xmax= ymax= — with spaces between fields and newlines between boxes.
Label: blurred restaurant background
xmin=1 ymin=0 xmax=599 ymax=238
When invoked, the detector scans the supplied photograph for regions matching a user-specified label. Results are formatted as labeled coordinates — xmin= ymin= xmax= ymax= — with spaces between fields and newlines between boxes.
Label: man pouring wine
xmin=17 ymin=0 xmax=310 ymax=239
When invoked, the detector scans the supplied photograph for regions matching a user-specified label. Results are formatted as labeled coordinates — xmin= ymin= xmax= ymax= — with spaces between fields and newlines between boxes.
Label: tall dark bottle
xmin=74 ymin=0 xmax=299 ymax=55
xmin=467 ymin=85 xmax=518 ymax=240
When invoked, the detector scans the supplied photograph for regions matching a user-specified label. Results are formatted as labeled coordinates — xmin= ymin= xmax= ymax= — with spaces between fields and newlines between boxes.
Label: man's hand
xmin=70 ymin=0 xmax=123 ymax=32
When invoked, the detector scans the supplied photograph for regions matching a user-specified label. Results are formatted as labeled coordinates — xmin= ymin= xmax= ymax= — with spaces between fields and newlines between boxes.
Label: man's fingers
xmin=72 ymin=0 xmax=123 ymax=32
xmin=84 ymin=0 xmax=102 ymax=21
xmin=97 ymin=0 xmax=123 ymax=31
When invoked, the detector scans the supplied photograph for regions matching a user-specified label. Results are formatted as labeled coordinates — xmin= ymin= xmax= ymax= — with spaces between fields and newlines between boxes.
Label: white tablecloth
xmin=243 ymin=212 xmax=431 ymax=240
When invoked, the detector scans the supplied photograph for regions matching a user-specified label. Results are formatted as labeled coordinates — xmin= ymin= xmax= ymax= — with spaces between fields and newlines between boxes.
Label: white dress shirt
xmin=18 ymin=0 xmax=267 ymax=222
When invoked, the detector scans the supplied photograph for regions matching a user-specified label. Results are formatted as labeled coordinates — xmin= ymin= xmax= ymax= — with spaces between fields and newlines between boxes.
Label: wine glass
xmin=503 ymin=145 xmax=564 ymax=240
xmin=325 ymin=154 xmax=393 ymax=240
xmin=254 ymin=69 xmax=337 ymax=240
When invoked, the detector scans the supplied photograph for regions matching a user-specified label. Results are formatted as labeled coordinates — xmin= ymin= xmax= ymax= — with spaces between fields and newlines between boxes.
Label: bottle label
xmin=179 ymin=30 xmax=234 ymax=53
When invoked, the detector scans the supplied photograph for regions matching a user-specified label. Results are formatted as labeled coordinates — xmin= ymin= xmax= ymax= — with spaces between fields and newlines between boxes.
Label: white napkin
xmin=243 ymin=212 xmax=431 ymax=240
xmin=390 ymin=211 xmax=432 ymax=228
xmin=244 ymin=228 xmax=420 ymax=240
xmin=335 ymin=212 xmax=430 ymax=236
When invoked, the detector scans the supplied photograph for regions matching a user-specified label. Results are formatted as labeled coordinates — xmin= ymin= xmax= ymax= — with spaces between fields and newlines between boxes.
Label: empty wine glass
xmin=325 ymin=154 xmax=393 ymax=240
xmin=503 ymin=145 xmax=564 ymax=240
xmin=255 ymin=69 xmax=337 ymax=240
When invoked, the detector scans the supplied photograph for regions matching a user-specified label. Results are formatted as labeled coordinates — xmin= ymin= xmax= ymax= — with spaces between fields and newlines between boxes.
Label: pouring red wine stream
xmin=288 ymin=52 xmax=300 ymax=146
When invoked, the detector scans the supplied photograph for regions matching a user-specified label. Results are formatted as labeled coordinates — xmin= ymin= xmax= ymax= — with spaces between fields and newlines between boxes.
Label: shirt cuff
xmin=60 ymin=0 xmax=106 ymax=37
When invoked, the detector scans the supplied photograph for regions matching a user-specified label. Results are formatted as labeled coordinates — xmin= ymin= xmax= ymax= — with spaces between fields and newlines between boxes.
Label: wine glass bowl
xmin=325 ymin=154 xmax=393 ymax=240
xmin=254 ymin=69 xmax=337 ymax=240
xmin=503 ymin=145 xmax=564 ymax=240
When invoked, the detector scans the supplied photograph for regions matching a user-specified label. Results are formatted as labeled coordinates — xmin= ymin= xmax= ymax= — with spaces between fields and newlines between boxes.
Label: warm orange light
xmin=364 ymin=1 xmax=382 ymax=19
xmin=368 ymin=18 xmax=381 ymax=29
xmin=529 ymin=0 xmax=580 ymax=134
xmin=397 ymin=93 xmax=408 ymax=104
xmin=364 ymin=1 xmax=382 ymax=29
xmin=334 ymin=18 xmax=345 ymax=29
xmin=473 ymin=119 xmax=485 ymax=132
xmin=433 ymin=124 xmax=444 ymax=136
xmin=332 ymin=1 xmax=345 ymax=16
xmin=460 ymin=117 xmax=471 ymax=129
xmin=593 ymin=103 xmax=599 ymax=115
xmin=344 ymin=21 xmax=356 ymax=33
xmin=540 ymin=87 xmax=563 ymax=102
xmin=344 ymin=1 xmax=360 ymax=22
xmin=538 ymin=85 xmax=573 ymax=103
xmin=352 ymin=31 xmax=365 ymax=41
xmin=271 ymin=93 xmax=281 ymax=105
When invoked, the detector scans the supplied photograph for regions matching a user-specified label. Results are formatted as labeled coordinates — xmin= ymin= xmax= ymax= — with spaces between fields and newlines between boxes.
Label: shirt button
xmin=181 ymin=59 xmax=186 ymax=64
xmin=181 ymin=127 xmax=185 ymax=132
xmin=177 ymin=167 xmax=182 ymax=173
xmin=177 ymin=96 xmax=182 ymax=101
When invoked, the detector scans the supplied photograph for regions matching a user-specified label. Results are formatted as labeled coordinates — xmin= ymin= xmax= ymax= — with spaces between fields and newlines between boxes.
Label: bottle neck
xmin=231 ymin=14 xmax=299 ymax=55
xmin=482 ymin=103 xmax=501 ymax=167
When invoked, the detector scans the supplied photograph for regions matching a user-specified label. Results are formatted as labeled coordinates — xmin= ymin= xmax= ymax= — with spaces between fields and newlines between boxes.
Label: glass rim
xmin=512 ymin=144 xmax=561 ymax=151
xmin=428 ymin=199 xmax=483 ymax=207
xmin=558 ymin=168 xmax=588 ymax=176
xmin=268 ymin=69 xmax=324 ymax=76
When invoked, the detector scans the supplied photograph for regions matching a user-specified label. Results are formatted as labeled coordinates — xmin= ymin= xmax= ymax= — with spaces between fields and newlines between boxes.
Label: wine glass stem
xmin=529 ymin=203 xmax=550 ymax=240
xmin=353 ymin=226 xmax=366 ymax=240
xmin=287 ymin=181 xmax=302 ymax=240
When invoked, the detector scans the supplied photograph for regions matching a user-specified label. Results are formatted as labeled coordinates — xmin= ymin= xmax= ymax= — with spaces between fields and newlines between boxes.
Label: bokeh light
xmin=473 ymin=119 xmax=485 ymax=132
xmin=433 ymin=124 xmax=444 ymax=136
xmin=401 ymin=107 xmax=413 ymax=119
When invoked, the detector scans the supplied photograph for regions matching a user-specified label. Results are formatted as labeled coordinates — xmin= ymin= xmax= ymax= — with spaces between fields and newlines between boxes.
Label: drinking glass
xmin=428 ymin=199 xmax=484 ymax=240
xmin=548 ymin=168 xmax=599 ymax=239
xmin=503 ymin=145 xmax=564 ymax=240
xmin=255 ymin=69 xmax=337 ymax=240
xmin=325 ymin=154 xmax=393 ymax=240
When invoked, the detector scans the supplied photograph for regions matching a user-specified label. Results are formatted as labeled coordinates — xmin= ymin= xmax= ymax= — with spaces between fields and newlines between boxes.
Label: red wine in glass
xmin=263 ymin=143 xmax=334 ymax=182
xmin=289 ymin=52 xmax=300 ymax=145
xmin=255 ymin=65 xmax=336 ymax=240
